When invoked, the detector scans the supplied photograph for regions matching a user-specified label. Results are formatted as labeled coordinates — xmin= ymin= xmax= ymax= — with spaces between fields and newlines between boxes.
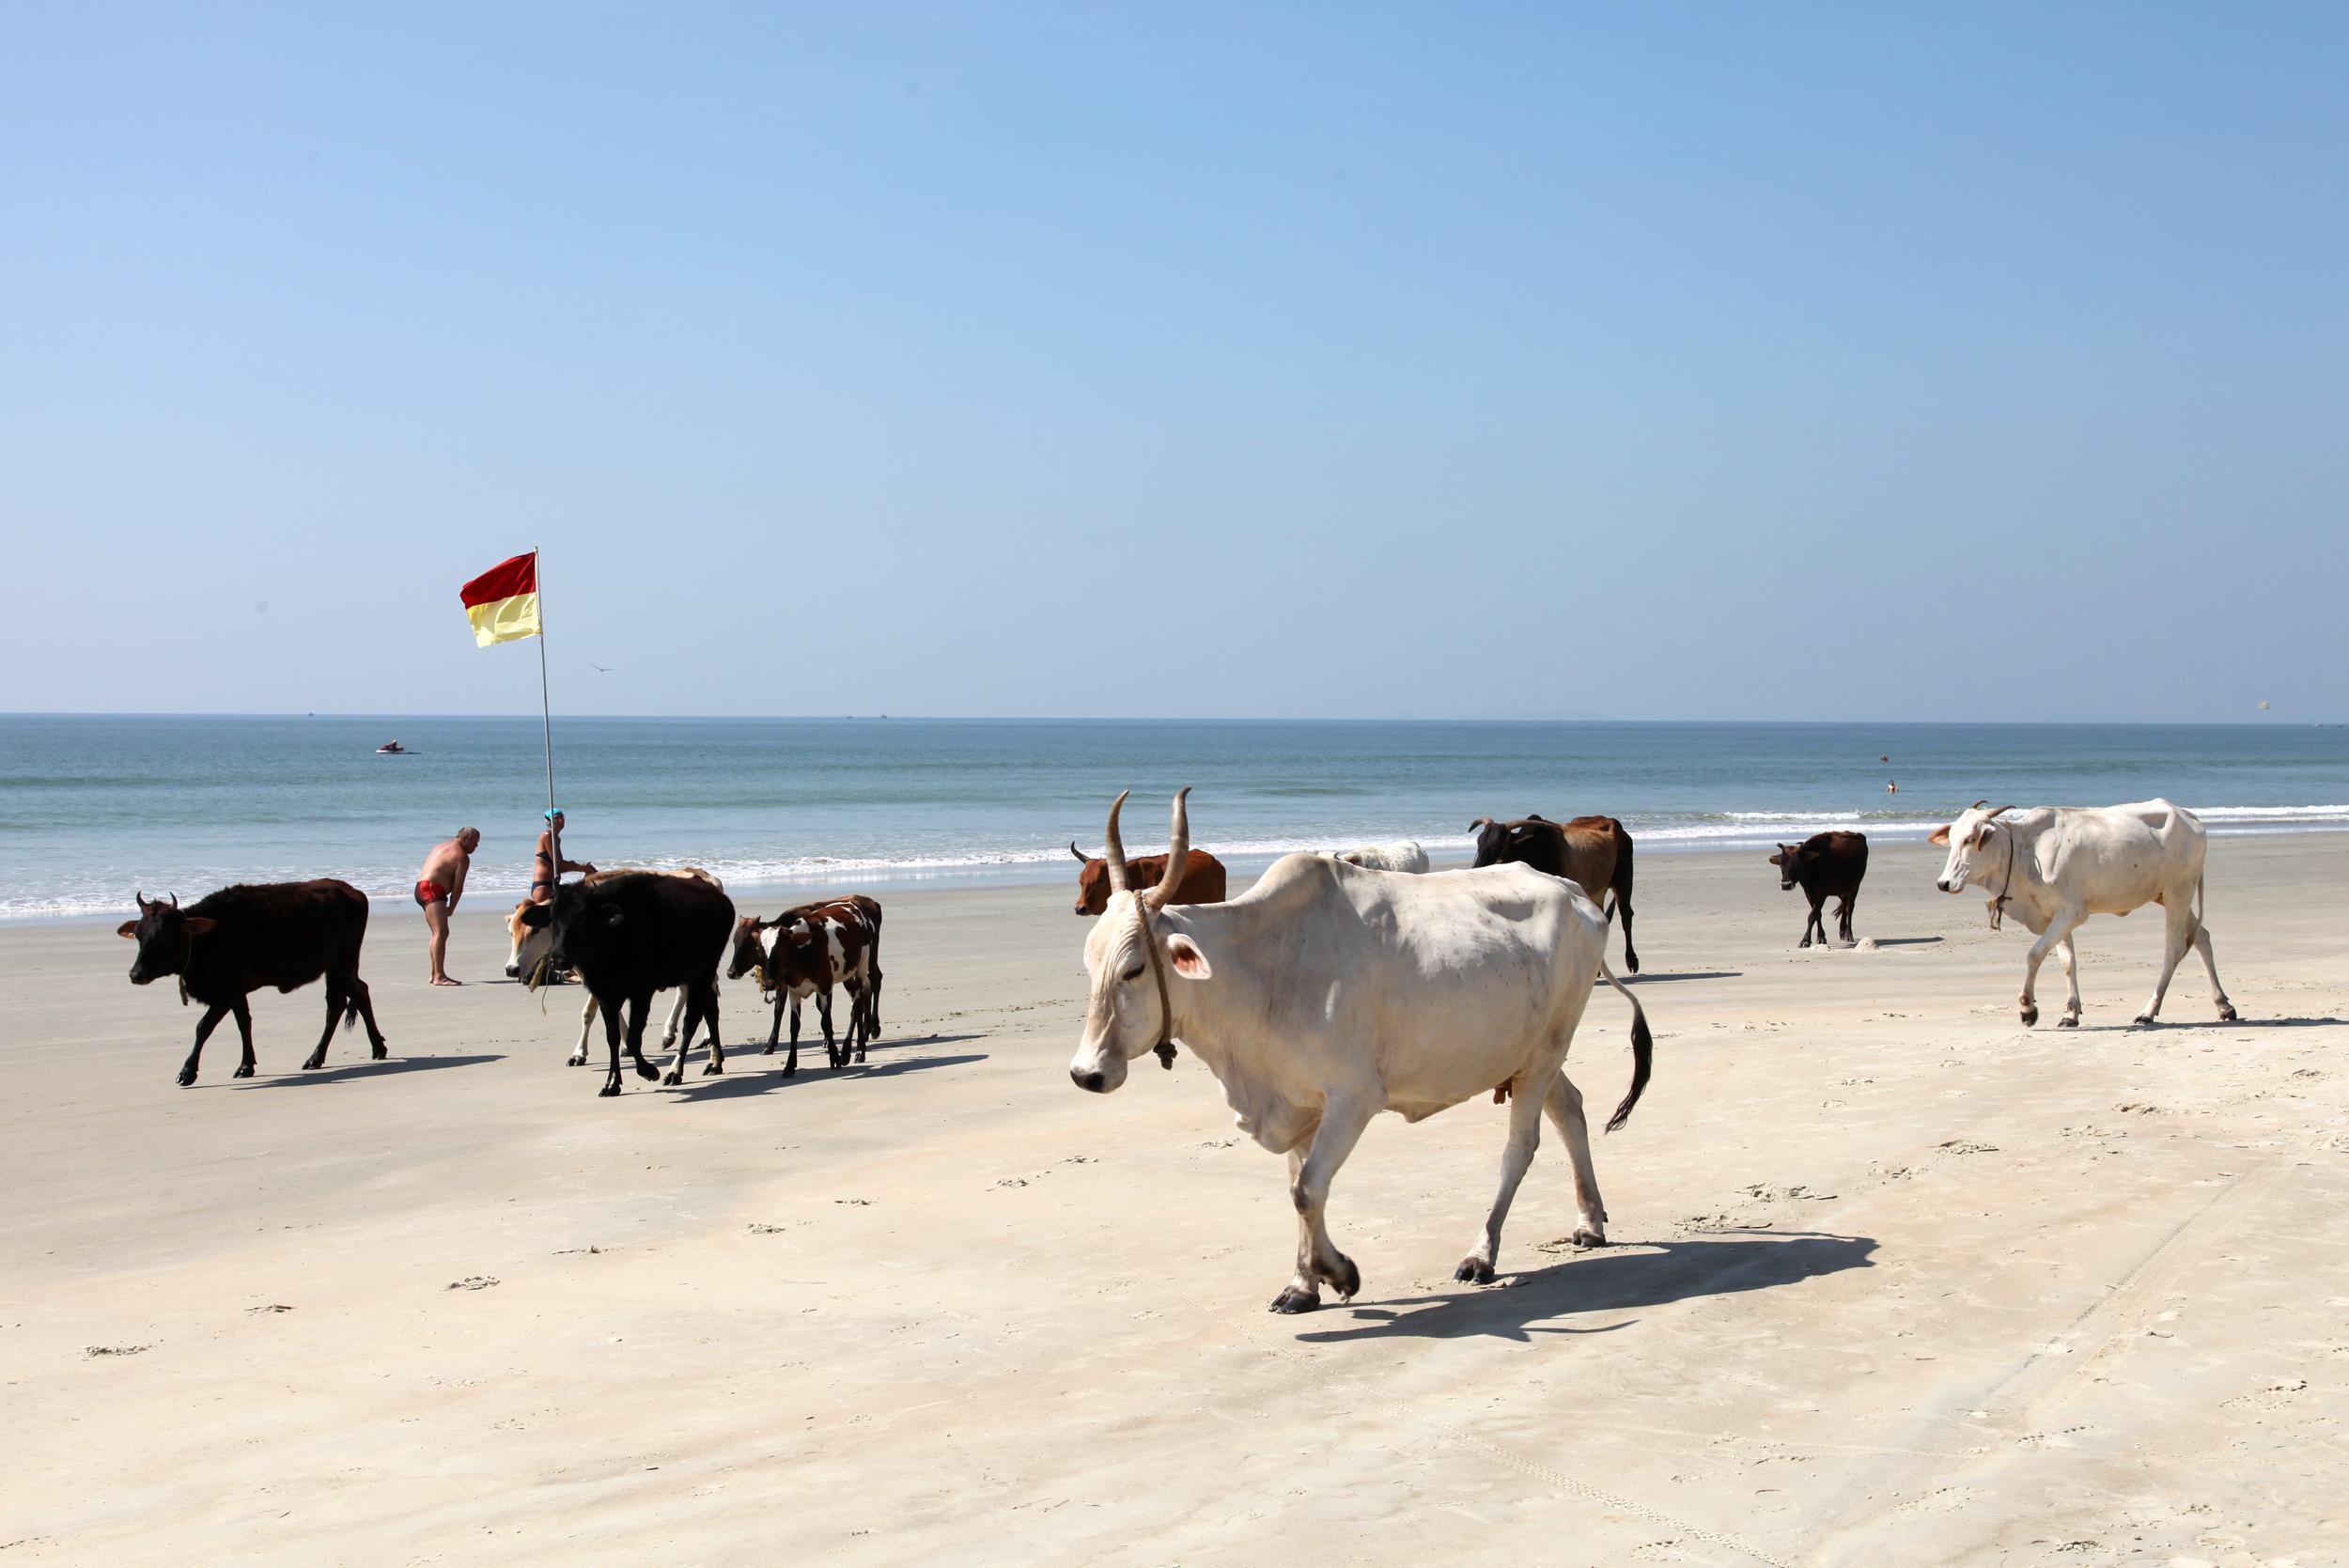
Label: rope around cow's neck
xmin=1990 ymin=825 xmax=2017 ymax=931
xmin=1133 ymin=898 xmax=1177 ymax=1069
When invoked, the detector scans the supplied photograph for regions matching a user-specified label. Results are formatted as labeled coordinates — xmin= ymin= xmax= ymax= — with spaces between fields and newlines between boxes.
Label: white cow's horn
xmin=1968 ymin=799 xmax=1990 ymax=812
xmin=1984 ymin=803 xmax=2015 ymax=819
xmin=1146 ymin=788 xmax=1191 ymax=910
xmin=1102 ymin=790 xmax=1132 ymax=893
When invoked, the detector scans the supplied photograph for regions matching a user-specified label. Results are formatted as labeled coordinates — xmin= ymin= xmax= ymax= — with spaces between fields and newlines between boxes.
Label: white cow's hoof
xmin=2217 ymin=1003 xmax=2239 ymax=1022
xmin=2057 ymin=1016 xmax=2078 ymax=1030
xmin=1570 ymin=1226 xmax=1607 ymax=1250
xmin=1268 ymin=1286 xmax=1321 ymax=1314
xmin=1454 ymin=1257 xmax=1496 ymax=1285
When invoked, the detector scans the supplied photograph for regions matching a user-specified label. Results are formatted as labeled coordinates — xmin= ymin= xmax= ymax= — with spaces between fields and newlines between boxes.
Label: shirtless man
xmin=531 ymin=809 xmax=596 ymax=905
xmin=416 ymin=827 xmax=481 ymax=986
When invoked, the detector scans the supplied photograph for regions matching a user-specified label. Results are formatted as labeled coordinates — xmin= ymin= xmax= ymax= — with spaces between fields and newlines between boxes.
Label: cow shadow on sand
xmin=2074 ymin=1015 xmax=2344 ymax=1034
xmin=233 ymin=1053 xmax=506 ymax=1088
xmin=660 ymin=1048 xmax=988 ymax=1102
xmin=1296 ymin=1229 xmax=1876 ymax=1346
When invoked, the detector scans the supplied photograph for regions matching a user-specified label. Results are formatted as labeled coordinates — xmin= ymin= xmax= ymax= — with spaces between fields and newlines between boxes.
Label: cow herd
xmin=116 ymin=789 xmax=2241 ymax=1310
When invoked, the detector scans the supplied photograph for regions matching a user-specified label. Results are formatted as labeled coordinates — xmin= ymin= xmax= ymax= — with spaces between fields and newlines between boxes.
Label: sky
xmin=2 ymin=4 xmax=2342 ymax=722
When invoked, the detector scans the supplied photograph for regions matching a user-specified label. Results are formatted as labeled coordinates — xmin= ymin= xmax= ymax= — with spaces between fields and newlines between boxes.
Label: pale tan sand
xmin=3 ymin=837 xmax=2346 ymax=1566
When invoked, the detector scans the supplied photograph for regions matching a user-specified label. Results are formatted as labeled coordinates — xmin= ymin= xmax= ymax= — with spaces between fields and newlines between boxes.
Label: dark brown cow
xmin=726 ymin=895 xmax=884 ymax=1074
xmin=118 ymin=881 xmax=388 ymax=1086
xmin=1071 ymin=845 xmax=1226 ymax=917
xmin=1468 ymin=814 xmax=1639 ymax=973
xmin=1769 ymin=831 xmax=1869 ymax=948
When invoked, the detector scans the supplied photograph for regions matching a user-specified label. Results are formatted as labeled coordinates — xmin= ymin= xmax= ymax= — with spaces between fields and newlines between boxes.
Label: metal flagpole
xmin=534 ymin=547 xmax=560 ymax=880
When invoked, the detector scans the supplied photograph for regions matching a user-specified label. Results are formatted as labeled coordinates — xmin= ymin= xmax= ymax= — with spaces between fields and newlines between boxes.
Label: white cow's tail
xmin=1596 ymin=959 xmax=1652 ymax=1133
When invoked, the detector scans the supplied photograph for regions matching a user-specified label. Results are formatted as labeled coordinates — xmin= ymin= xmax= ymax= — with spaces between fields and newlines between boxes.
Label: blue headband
xmin=544 ymin=808 xmax=564 ymax=822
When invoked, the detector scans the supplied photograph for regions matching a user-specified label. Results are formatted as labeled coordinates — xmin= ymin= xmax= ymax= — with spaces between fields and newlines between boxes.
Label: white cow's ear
xmin=1165 ymin=933 xmax=1212 ymax=980
xmin=1926 ymin=825 xmax=1951 ymax=846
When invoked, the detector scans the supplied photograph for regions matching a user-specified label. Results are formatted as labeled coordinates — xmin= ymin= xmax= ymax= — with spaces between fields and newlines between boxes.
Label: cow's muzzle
xmin=128 ymin=967 xmax=155 ymax=986
xmin=1070 ymin=1066 xmax=1109 ymax=1093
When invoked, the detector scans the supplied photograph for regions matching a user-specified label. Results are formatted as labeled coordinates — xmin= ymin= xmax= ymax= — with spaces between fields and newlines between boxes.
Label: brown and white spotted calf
xmin=725 ymin=895 xmax=884 ymax=1075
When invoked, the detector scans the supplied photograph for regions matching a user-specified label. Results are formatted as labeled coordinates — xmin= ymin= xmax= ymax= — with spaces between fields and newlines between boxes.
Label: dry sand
xmin=3 ymin=837 xmax=2345 ymax=1566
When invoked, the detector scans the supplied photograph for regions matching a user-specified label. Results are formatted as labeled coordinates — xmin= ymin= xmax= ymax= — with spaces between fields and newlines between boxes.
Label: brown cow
xmin=1468 ymin=814 xmax=1639 ymax=973
xmin=1070 ymin=844 xmax=1226 ymax=916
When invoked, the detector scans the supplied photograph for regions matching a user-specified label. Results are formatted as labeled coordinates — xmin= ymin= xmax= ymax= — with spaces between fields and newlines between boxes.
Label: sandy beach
xmin=4 ymin=836 xmax=2344 ymax=1566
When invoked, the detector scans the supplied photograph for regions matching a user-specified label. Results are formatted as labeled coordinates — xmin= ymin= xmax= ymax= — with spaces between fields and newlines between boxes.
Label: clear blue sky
xmin=4 ymin=4 xmax=2342 ymax=722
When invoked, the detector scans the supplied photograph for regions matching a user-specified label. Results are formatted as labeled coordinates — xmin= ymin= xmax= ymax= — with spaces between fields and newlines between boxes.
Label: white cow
xmin=504 ymin=870 xmax=718 ymax=1064
xmin=1069 ymin=790 xmax=1652 ymax=1312
xmin=1330 ymin=840 xmax=1430 ymax=874
xmin=1929 ymin=799 xmax=2236 ymax=1029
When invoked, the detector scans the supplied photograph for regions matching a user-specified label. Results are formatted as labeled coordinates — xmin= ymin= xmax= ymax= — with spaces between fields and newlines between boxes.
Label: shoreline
xmin=12 ymin=819 xmax=2348 ymax=930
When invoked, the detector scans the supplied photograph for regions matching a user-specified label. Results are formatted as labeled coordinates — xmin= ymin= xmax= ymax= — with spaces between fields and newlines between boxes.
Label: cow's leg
xmin=761 ymin=986 xmax=786 ymax=1056
xmin=661 ymin=991 xmax=690 ymax=1056
xmin=624 ymin=993 xmax=660 ymax=1081
xmin=816 ymin=986 xmax=842 ymax=1069
xmin=597 ymin=994 xmax=626 ymax=1096
xmin=2047 ymin=934 xmax=2082 ymax=1026
xmin=2136 ymin=901 xmax=2198 ymax=1025
xmin=657 ymin=993 xmax=693 ymax=1086
xmin=348 ymin=975 xmax=388 ymax=1055
xmin=1617 ymin=893 xmax=1638 ymax=975
xmin=2192 ymin=924 xmax=2236 ymax=1021
xmin=847 ymin=979 xmax=869 ymax=1063
xmin=571 ymin=996 xmax=596 ymax=1066
xmin=179 ymin=1002 xmax=231 ymax=1086
xmin=2019 ymin=909 xmax=2083 ymax=1027
xmin=1839 ymin=893 xmax=1858 ymax=945
xmin=1542 ymin=1070 xmax=1608 ymax=1248
xmin=1457 ymin=1077 xmax=1548 ymax=1284
xmin=866 ymin=961 xmax=883 ymax=1039
xmin=302 ymin=982 xmax=346 ymax=1071
xmin=699 ymin=978 xmax=724 ymax=1075
xmin=228 ymin=999 xmax=257 ymax=1079
xmin=1270 ymin=1097 xmax=1375 ymax=1314
xmin=677 ymin=981 xmax=724 ymax=1078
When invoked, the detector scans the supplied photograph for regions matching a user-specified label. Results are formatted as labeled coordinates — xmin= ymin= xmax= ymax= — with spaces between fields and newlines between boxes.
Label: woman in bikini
xmin=531 ymin=809 xmax=596 ymax=905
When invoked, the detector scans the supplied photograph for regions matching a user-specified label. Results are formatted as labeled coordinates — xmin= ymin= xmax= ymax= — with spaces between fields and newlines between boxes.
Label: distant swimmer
xmin=417 ymin=827 xmax=480 ymax=986
xmin=1887 ymin=780 xmax=1898 ymax=794
xmin=532 ymin=808 xmax=596 ymax=905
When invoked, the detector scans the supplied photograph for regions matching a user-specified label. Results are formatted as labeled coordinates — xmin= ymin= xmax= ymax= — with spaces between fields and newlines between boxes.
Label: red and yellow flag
xmin=459 ymin=551 xmax=542 ymax=646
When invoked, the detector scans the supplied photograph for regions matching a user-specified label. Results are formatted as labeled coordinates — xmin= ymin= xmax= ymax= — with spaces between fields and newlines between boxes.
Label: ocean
xmin=2 ymin=715 xmax=2342 ymax=923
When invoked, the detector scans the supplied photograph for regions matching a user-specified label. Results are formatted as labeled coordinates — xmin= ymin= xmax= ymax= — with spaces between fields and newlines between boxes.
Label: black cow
xmin=117 ymin=881 xmax=387 ymax=1086
xmin=1769 ymin=831 xmax=1869 ymax=948
xmin=1468 ymin=814 xmax=1640 ymax=973
xmin=548 ymin=871 xmax=735 ymax=1096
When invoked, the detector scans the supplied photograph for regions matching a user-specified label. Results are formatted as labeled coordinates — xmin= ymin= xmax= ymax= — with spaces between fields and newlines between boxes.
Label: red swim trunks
xmin=413 ymin=879 xmax=449 ymax=909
